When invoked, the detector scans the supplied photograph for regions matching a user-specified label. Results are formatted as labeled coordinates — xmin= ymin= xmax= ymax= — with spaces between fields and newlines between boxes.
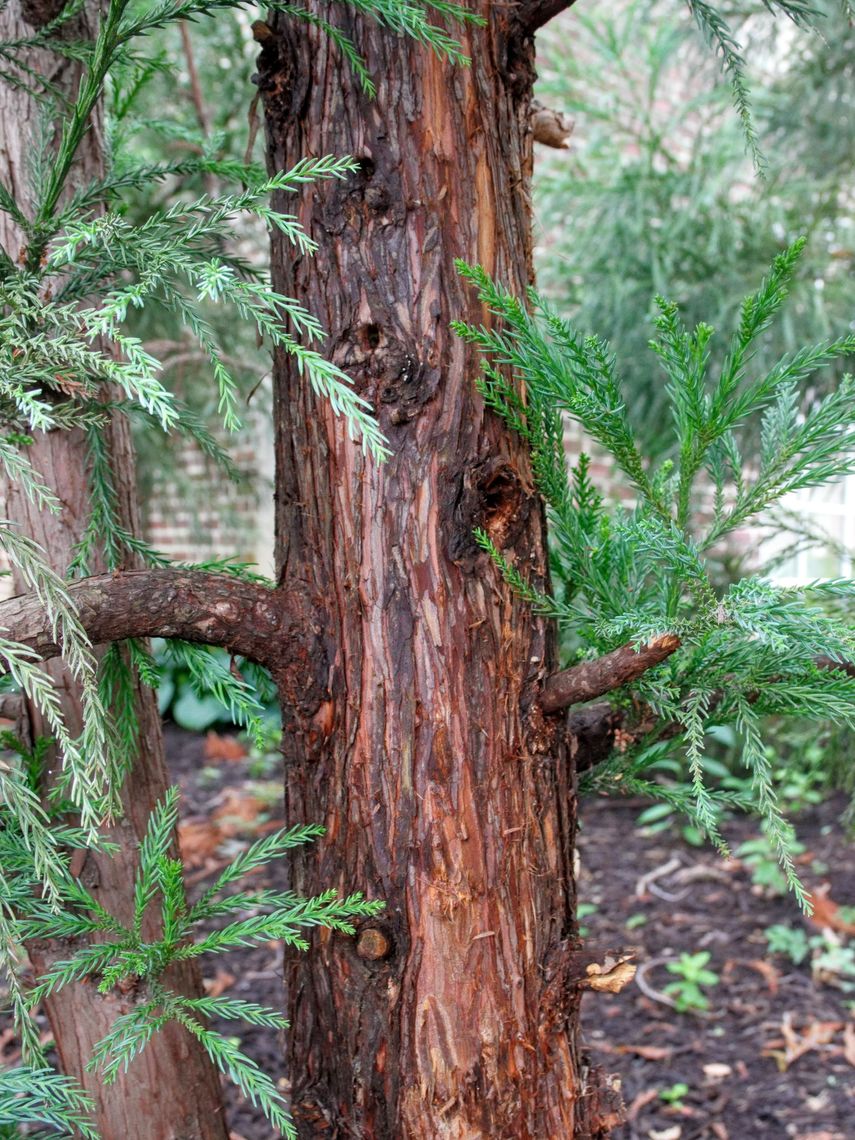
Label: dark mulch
xmin=576 ymin=793 xmax=855 ymax=1140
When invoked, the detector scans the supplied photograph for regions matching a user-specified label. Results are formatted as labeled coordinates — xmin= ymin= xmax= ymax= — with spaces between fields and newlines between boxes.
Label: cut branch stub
xmin=541 ymin=634 xmax=681 ymax=714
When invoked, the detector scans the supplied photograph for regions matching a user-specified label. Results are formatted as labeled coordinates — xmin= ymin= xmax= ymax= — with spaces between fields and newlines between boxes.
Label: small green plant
xmin=664 ymin=951 xmax=720 ymax=1012
xmin=244 ymin=719 xmax=284 ymax=780
xmin=765 ymin=922 xmax=811 ymax=965
xmin=811 ymin=934 xmax=855 ymax=991
xmin=10 ymin=788 xmax=383 ymax=1138
xmin=577 ymin=901 xmax=598 ymax=938
xmin=625 ymin=912 xmax=648 ymax=931
xmin=151 ymin=636 xmax=277 ymax=738
xmin=659 ymin=1081 xmax=690 ymax=1108
xmin=766 ymin=922 xmax=855 ymax=990
xmin=737 ymin=835 xmax=807 ymax=897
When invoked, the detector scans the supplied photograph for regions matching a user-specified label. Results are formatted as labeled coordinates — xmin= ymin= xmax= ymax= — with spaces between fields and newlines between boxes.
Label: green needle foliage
xmin=0 ymin=0 xmax=397 ymax=903
xmin=6 ymin=787 xmax=382 ymax=1139
xmin=684 ymin=0 xmax=818 ymax=169
xmin=534 ymin=1 xmax=855 ymax=458
xmin=454 ymin=240 xmax=855 ymax=908
xmin=0 ymin=1065 xmax=98 ymax=1140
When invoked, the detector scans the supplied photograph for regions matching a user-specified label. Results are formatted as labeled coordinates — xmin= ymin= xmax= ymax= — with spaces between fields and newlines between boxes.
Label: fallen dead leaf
xmin=702 ymin=1062 xmax=732 ymax=1083
xmin=203 ymin=968 xmax=236 ymax=998
xmin=806 ymin=884 xmax=855 ymax=936
xmin=204 ymin=732 xmax=247 ymax=763
xmin=762 ymin=1012 xmax=843 ymax=1072
xmin=585 ymin=955 xmax=637 ymax=993
xmin=626 ymin=1087 xmax=659 ymax=1122
xmin=723 ymin=956 xmax=779 ymax=995
xmin=795 ymin=1132 xmax=847 ymax=1140
xmin=211 ymin=791 xmax=267 ymax=836
xmin=843 ymin=1022 xmax=855 ymax=1068
xmin=178 ymin=819 xmax=223 ymax=867
xmin=615 ymin=1043 xmax=672 ymax=1061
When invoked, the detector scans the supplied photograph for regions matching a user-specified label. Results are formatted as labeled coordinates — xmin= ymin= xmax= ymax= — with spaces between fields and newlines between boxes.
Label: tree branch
xmin=541 ymin=634 xmax=682 ymax=714
xmin=0 ymin=568 xmax=316 ymax=680
xmin=517 ymin=0 xmax=578 ymax=35
xmin=566 ymin=656 xmax=855 ymax=773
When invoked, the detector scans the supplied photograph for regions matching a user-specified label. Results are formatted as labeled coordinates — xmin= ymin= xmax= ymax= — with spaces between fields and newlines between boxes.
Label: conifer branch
xmin=568 ymin=654 xmax=855 ymax=773
xmin=0 ymin=569 xmax=314 ymax=677
xmin=541 ymin=634 xmax=682 ymax=714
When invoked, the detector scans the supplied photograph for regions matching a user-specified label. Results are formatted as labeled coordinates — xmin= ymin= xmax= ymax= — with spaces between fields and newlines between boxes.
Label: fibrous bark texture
xmin=0 ymin=5 xmax=227 ymax=1135
xmin=259 ymin=5 xmax=615 ymax=1136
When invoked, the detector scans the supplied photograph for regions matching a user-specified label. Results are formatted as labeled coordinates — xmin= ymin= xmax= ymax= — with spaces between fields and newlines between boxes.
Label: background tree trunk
xmin=259 ymin=6 xmax=617 ymax=1135
xmin=0 ymin=4 xmax=227 ymax=1136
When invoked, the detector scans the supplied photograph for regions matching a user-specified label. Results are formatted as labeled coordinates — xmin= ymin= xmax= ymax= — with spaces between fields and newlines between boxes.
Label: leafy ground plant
xmin=766 ymin=923 xmax=855 ymax=991
xmin=663 ymin=950 xmax=721 ymax=1013
xmin=454 ymin=238 xmax=855 ymax=907
xmin=8 ymin=788 xmax=382 ymax=1138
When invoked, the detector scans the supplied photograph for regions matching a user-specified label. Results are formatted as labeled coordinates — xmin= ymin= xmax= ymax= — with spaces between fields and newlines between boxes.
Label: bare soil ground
xmin=4 ymin=727 xmax=854 ymax=1139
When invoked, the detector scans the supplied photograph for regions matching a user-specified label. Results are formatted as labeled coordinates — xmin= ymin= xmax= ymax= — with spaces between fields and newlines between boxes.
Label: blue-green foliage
xmin=534 ymin=1 xmax=854 ymax=458
xmin=152 ymin=637 xmax=278 ymax=737
xmin=454 ymin=240 xmax=855 ymax=908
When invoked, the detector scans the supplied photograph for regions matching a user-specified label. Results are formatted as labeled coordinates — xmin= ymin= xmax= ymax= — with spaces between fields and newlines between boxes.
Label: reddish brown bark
xmin=0 ymin=4 xmax=227 ymax=1136
xmin=258 ymin=4 xmax=617 ymax=1136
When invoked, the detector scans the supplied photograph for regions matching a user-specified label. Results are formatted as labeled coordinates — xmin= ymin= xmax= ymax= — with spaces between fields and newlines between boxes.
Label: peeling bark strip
xmin=542 ymin=634 xmax=682 ymax=714
xmin=258 ymin=3 xmax=617 ymax=1137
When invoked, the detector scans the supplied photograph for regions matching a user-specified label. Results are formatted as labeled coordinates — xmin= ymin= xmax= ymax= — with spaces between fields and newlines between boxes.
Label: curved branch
xmin=541 ymin=634 xmax=681 ymax=714
xmin=518 ymin=0 xmax=578 ymax=35
xmin=0 ymin=568 xmax=309 ymax=676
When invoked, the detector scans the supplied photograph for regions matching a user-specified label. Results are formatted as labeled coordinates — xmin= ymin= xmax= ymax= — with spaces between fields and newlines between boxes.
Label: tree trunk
xmin=259 ymin=6 xmax=618 ymax=1136
xmin=0 ymin=5 xmax=227 ymax=1136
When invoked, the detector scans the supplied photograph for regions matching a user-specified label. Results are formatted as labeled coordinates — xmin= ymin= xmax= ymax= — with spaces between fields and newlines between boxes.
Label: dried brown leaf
xmin=806 ymin=884 xmax=855 ymax=936
xmin=203 ymin=968 xmax=236 ymax=998
xmin=204 ymin=732 xmax=247 ymax=762
xmin=763 ymin=1013 xmax=843 ymax=1071
xmin=615 ymin=1044 xmax=672 ymax=1061
xmin=585 ymin=955 xmax=637 ymax=993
